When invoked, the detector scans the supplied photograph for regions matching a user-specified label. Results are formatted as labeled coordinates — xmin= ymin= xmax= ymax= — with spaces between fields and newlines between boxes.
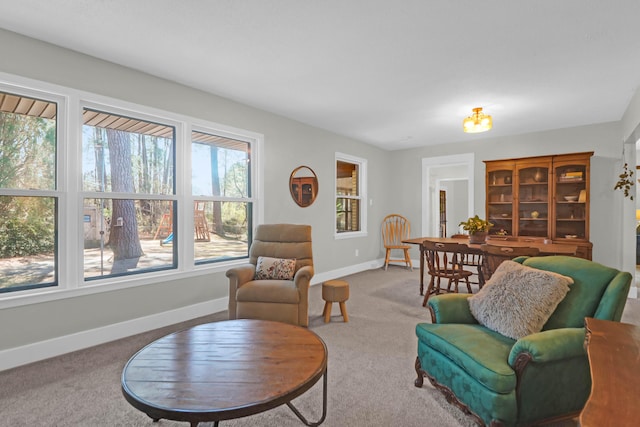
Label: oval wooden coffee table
xmin=122 ymin=319 xmax=328 ymax=426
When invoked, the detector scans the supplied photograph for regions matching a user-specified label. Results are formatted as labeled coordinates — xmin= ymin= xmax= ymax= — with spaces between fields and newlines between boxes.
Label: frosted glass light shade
xmin=463 ymin=107 xmax=493 ymax=133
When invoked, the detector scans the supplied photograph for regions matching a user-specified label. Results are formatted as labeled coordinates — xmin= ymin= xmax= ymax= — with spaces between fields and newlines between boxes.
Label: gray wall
xmin=448 ymin=180 xmax=469 ymax=236
xmin=1 ymin=28 xmax=639 ymax=359
xmin=0 ymin=29 xmax=390 ymax=352
xmin=389 ymin=122 xmax=628 ymax=270
xmin=439 ymin=179 xmax=469 ymax=236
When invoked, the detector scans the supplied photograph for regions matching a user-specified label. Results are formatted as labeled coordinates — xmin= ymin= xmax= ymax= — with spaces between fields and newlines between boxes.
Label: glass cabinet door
xmin=486 ymin=168 xmax=513 ymax=235
xmin=517 ymin=164 xmax=550 ymax=237
xmin=554 ymin=163 xmax=587 ymax=240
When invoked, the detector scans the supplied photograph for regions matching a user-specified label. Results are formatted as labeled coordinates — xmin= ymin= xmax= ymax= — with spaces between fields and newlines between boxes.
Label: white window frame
xmin=0 ymin=83 xmax=67 ymax=293
xmin=79 ymin=101 xmax=181 ymax=282
xmin=335 ymin=152 xmax=368 ymax=239
xmin=0 ymin=72 xmax=263 ymax=309
xmin=189 ymin=124 xmax=258 ymax=266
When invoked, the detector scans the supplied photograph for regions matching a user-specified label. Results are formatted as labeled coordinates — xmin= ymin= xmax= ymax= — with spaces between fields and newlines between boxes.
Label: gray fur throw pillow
xmin=468 ymin=260 xmax=573 ymax=340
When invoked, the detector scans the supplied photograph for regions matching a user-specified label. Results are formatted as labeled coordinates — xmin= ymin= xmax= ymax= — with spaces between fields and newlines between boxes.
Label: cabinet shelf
xmin=557 ymin=180 xmax=584 ymax=184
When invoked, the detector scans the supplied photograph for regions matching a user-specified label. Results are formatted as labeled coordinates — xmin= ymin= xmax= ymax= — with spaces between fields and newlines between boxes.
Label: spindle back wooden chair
xmin=382 ymin=214 xmax=413 ymax=270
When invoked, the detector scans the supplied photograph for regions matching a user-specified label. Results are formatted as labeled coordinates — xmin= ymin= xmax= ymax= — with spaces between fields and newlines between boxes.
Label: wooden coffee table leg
xmin=286 ymin=368 xmax=328 ymax=426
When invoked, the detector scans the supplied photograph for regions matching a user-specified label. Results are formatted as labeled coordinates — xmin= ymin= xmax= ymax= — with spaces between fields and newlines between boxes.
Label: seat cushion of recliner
xmin=236 ymin=280 xmax=300 ymax=304
xmin=416 ymin=323 xmax=517 ymax=394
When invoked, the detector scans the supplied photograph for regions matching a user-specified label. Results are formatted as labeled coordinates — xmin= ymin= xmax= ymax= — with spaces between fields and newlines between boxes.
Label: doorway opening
xmin=422 ymin=153 xmax=475 ymax=237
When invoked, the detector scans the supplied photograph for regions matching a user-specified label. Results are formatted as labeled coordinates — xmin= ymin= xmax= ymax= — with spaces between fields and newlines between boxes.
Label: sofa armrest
xmin=226 ymin=264 xmax=256 ymax=287
xmin=428 ymin=294 xmax=478 ymax=324
xmin=293 ymin=265 xmax=314 ymax=326
xmin=594 ymin=271 xmax=632 ymax=321
xmin=508 ymin=327 xmax=586 ymax=366
xmin=293 ymin=265 xmax=314 ymax=287
xmin=226 ymin=264 xmax=256 ymax=319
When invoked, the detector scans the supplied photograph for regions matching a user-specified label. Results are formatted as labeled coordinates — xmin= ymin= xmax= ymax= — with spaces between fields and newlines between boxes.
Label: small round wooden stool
xmin=322 ymin=280 xmax=349 ymax=323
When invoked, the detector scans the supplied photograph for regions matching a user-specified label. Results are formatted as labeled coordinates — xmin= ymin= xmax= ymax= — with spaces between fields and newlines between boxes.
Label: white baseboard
xmin=311 ymin=258 xmax=385 ymax=285
xmin=0 ymin=298 xmax=228 ymax=372
xmin=0 ymin=260 xmax=387 ymax=372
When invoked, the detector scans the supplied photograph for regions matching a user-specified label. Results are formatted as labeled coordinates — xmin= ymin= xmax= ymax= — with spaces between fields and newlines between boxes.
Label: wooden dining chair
xmin=451 ymin=234 xmax=484 ymax=287
xmin=480 ymin=244 xmax=540 ymax=282
xmin=382 ymin=214 xmax=413 ymax=270
xmin=422 ymin=240 xmax=473 ymax=306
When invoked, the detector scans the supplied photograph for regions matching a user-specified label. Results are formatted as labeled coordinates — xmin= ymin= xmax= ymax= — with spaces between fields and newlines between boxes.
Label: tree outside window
xmin=82 ymin=109 xmax=176 ymax=278
xmin=1 ymin=84 xmax=261 ymax=297
xmin=191 ymin=131 xmax=252 ymax=263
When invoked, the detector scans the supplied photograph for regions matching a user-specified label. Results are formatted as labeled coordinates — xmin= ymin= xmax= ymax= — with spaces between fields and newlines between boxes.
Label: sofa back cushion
xmin=519 ymin=256 xmax=619 ymax=329
xmin=249 ymin=224 xmax=313 ymax=273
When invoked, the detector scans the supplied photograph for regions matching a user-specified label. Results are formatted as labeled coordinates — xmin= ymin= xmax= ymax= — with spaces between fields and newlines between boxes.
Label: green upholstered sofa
xmin=414 ymin=256 xmax=632 ymax=427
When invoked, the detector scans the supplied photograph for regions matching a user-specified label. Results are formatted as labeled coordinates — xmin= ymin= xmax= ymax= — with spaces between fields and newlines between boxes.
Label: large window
xmin=336 ymin=153 xmax=367 ymax=237
xmin=192 ymin=131 xmax=252 ymax=264
xmin=0 ymin=90 xmax=58 ymax=293
xmin=82 ymin=108 xmax=177 ymax=279
xmin=0 ymin=77 xmax=261 ymax=299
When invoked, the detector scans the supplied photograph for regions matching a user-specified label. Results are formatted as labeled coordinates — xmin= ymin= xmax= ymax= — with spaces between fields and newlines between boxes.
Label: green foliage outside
xmin=0 ymin=113 xmax=55 ymax=190
xmin=1 ymin=109 xmax=56 ymax=259
xmin=0 ymin=215 xmax=55 ymax=257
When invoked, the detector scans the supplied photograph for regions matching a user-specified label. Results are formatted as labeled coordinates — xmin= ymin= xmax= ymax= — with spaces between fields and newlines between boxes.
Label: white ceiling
xmin=1 ymin=0 xmax=640 ymax=151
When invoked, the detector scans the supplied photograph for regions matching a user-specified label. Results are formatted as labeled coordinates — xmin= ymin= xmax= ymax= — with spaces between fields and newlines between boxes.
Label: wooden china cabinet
xmin=484 ymin=152 xmax=593 ymax=260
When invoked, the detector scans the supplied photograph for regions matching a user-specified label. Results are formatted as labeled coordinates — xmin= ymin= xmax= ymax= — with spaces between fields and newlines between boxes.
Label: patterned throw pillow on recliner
xmin=254 ymin=256 xmax=297 ymax=280
xmin=468 ymin=260 xmax=573 ymax=340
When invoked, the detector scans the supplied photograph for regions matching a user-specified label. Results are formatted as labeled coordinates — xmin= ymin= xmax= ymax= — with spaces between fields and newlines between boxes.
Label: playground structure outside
xmin=0 ymin=233 xmax=248 ymax=290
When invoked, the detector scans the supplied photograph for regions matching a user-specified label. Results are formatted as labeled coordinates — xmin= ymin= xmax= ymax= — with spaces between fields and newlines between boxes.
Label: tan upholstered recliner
xmin=225 ymin=224 xmax=314 ymax=326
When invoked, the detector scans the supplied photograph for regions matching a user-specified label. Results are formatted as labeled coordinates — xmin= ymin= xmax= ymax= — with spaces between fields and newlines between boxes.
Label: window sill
xmin=0 ymin=258 xmax=247 ymax=310
xmin=334 ymin=230 xmax=368 ymax=240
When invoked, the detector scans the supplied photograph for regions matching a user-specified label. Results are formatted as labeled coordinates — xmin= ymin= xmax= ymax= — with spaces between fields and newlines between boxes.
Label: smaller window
xmin=335 ymin=153 xmax=367 ymax=236
xmin=191 ymin=130 xmax=253 ymax=264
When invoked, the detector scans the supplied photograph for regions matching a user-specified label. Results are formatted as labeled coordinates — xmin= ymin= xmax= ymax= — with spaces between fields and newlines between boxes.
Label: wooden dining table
xmin=402 ymin=237 xmax=578 ymax=296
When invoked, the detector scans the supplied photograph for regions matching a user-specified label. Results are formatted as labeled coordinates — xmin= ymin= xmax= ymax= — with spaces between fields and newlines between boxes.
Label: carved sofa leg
xmin=414 ymin=356 xmax=425 ymax=387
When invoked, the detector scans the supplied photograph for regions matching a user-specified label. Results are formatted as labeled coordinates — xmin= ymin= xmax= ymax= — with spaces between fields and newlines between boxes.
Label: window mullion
xmin=178 ymin=123 xmax=192 ymax=270
xmin=63 ymin=94 xmax=84 ymax=289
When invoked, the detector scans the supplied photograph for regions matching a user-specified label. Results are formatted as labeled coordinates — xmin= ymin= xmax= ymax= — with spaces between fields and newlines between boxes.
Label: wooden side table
xmin=322 ymin=280 xmax=349 ymax=323
xmin=580 ymin=317 xmax=640 ymax=426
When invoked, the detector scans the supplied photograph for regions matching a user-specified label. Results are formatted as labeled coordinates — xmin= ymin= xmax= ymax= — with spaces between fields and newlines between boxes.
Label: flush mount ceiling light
xmin=463 ymin=107 xmax=493 ymax=133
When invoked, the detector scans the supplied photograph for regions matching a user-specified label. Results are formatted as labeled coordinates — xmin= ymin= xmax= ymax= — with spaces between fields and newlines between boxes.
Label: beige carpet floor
xmin=1 ymin=266 xmax=638 ymax=427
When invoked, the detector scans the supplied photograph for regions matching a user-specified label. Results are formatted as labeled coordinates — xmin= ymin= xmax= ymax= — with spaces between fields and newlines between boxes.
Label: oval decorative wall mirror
xmin=289 ymin=166 xmax=318 ymax=207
